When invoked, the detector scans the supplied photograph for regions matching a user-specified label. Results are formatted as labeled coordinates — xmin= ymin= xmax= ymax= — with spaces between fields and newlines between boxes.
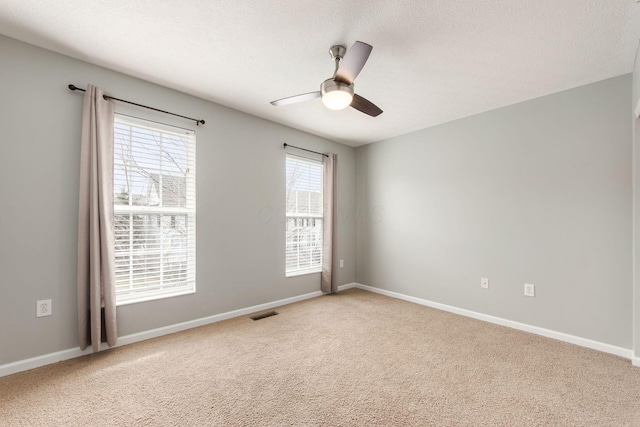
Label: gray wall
xmin=356 ymin=75 xmax=632 ymax=348
xmin=0 ymin=35 xmax=356 ymax=365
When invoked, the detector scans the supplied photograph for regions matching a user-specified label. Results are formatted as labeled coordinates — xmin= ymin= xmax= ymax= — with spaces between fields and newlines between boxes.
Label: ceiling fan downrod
xmin=329 ymin=45 xmax=346 ymax=76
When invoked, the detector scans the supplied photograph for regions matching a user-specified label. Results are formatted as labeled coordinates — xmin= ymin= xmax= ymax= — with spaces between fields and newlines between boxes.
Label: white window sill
xmin=286 ymin=269 xmax=322 ymax=278
xmin=116 ymin=288 xmax=196 ymax=306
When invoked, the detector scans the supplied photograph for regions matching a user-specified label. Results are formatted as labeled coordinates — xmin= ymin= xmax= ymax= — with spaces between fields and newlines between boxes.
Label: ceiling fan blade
xmin=335 ymin=41 xmax=373 ymax=84
xmin=270 ymin=91 xmax=321 ymax=106
xmin=350 ymin=94 xmax=383 ymax=117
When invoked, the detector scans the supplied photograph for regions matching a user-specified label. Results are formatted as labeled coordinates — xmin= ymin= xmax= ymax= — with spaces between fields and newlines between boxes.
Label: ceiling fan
xmin=270 ymin=41 xmax=383 ymax=117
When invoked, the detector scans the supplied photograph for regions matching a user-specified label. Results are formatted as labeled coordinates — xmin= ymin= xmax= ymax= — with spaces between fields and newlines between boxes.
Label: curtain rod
xmin=283 ymin=143 xmax=328 ymax=157
xmin=68 ymin=84 xmax=205 ymax=126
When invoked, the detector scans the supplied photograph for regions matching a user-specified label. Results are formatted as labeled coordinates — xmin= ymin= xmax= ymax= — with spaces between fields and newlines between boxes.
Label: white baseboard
xmin=337 ymin=283 xmax=357 ymax=291
xmin=352 ymin=283 xmax=634 ymax=361
xmin=0 ymin=285 xmax=357 ymax=378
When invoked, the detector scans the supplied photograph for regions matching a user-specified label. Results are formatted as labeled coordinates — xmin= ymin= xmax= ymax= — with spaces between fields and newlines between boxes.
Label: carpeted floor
xmin=2 ymin=288 xmax=640 ymax=426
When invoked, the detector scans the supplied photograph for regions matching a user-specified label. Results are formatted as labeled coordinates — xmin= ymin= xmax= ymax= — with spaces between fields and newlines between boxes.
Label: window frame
xmin=285 ymin=153 xmax=324 ymax=277
xmin=113 ymin=114 xmax=196 ymax=305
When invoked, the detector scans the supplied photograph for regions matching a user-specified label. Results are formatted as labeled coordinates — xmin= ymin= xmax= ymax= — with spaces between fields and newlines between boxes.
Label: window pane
xmin=115 ymin=120 xmax=191 ymax=209
xmin=286 ymin=155 xmax=323 ymax=216
xmin=286 ymin=218 xmax=323 ymax=272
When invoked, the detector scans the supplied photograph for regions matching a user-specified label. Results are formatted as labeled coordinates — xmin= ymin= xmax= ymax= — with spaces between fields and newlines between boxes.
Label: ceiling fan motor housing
xmin=321 ymin=78 xmax=354 ymax=110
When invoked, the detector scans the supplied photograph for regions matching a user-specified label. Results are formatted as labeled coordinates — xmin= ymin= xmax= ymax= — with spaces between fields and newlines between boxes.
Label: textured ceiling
xmin=1 ymin=1 xmax=639 ymax=146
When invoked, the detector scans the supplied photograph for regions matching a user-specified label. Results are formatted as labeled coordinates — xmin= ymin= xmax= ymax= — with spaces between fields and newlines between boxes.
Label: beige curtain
xmin=321 ymin=153 xmax=338 ymax=293
xmin=77 ymin=84 xmax=117 ymax=351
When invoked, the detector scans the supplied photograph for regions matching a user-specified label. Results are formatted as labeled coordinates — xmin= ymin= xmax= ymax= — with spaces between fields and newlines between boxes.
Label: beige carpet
xmin=2 ymin=288 xmax=640 ymax=426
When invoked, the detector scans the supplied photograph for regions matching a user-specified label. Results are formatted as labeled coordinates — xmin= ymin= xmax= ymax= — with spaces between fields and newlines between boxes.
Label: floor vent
xmin=250 ymin=311 xmax=279 ymax=321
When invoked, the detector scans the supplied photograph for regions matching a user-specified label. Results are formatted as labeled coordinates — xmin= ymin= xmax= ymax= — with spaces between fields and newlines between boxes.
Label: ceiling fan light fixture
xmin=321 ymin=79 xmax=354 ymax=110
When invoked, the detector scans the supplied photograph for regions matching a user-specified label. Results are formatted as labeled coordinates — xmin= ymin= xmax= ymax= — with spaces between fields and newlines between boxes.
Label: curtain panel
xmin=321 ymin=153 xmax=338 ymax=293
xmin=77 ymin=84 xmax=117 ymax=351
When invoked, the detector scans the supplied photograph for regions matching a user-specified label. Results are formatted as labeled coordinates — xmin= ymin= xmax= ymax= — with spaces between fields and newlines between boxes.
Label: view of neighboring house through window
xmin=113 ymin=115 xmax=196 ymax=304
xmin=285 ymin=154 xmax=323 ymax=276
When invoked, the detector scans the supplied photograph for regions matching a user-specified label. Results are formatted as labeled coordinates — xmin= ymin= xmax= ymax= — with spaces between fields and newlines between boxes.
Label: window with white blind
xmin=113 ymin=115 xmax=196 ymax=305
xmin=285 ymin=154 xmax=323 ymax=276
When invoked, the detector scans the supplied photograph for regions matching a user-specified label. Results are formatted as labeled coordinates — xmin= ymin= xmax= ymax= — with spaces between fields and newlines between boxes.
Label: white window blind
xmin=285 ymin=154 xmax=323 ymax=276
xmin=113 ymin=115 xmax=196 ymax=305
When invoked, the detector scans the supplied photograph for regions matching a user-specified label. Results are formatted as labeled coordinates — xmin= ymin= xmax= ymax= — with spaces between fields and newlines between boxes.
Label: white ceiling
xmin=1 ymin=1 xmax=639 ymax=147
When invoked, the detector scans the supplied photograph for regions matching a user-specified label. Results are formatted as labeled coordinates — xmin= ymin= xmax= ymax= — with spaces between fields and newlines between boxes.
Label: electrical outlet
xmin=480 ymin=278 xmax=489 ymax=289
xmin=524 ymin=283 xmax=535 ymax=297
xmin=36 ymin=299 xmax=52 ymax=317
xmin=339 ymin=259 xmax=344 ymax=268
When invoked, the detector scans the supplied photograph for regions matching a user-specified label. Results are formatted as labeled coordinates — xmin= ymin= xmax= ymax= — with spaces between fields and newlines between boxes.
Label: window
xmin=285 ymin=154 xmax=323 ymax=276
xmin=113 ymin=115 xmax=196 ymax=304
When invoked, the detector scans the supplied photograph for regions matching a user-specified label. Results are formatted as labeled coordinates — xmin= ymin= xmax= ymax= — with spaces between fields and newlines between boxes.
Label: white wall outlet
xmin=480 ymin=278 xmax=489 ymax=289
xmin=524 ymin=283 xmax=535 ymax=297
xmin=339 ymin=259 xmax=344 ymax=268
xmin=36 ymin=299 xmax=52 ymax=317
